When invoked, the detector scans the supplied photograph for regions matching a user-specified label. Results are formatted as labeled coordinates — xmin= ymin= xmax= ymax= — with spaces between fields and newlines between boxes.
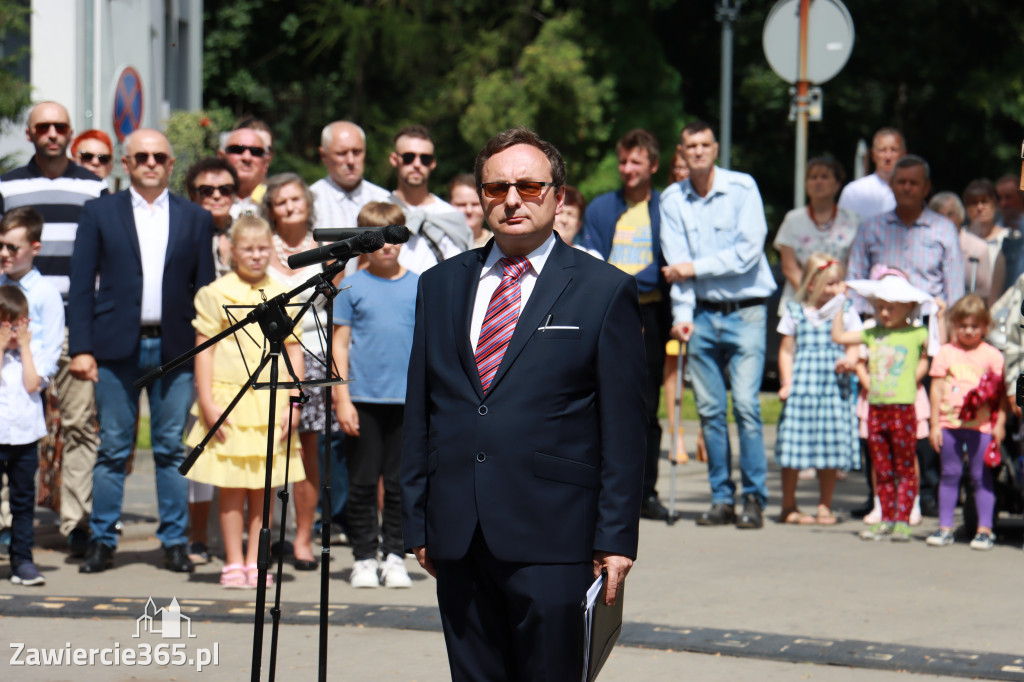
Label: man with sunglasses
xmin=401 ymin=127 xmax=646 ymax=681
xmin=0 ymin=101 xmax=108 ymax=559
xmin=387 ymin=125 xmax=471 ymax=273
xmin=219 ymin=127 xmax=271 ymax=217
xmin=68 ymin=128 xmax=215 ymax=575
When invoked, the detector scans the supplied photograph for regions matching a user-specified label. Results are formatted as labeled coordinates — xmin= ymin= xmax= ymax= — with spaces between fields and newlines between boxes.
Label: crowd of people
xmin=1 ymin=100 xmax=1022 ymax=592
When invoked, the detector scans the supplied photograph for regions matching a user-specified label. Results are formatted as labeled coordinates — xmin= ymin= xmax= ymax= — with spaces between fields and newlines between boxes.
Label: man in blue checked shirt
xmin=660 ymin=120 xmax=776 ymax=530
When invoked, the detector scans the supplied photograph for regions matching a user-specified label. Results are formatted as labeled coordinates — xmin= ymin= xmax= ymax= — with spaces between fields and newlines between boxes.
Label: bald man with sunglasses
xmin=68 ymin=128 xmax=215 ymax=575
xmin=0 ymin=101 xmax=108 ymax=559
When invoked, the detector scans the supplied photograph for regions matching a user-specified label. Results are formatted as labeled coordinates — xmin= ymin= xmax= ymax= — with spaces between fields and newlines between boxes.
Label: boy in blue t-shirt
xmin=333 ymin=202 xmax=419 ymax=589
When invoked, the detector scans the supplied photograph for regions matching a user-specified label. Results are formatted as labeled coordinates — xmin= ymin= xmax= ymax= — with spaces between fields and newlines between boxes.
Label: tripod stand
xmin=135 ymin=261 xmax=347 ymax=681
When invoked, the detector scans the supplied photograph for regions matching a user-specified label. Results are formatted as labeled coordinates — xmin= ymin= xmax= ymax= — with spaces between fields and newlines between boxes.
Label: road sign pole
xmin=794 ymin=0 xmax=810 ymax=208
xmin=716 ymin=0 xmax=742 ymax=170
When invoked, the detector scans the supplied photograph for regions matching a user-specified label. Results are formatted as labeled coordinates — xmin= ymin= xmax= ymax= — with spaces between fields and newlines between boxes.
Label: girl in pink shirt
xmin=927 ymin=294 xmax=1006 ymax=550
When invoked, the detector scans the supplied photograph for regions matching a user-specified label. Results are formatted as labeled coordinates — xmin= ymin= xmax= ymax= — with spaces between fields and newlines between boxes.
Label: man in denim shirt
xmin=660 ymin=120 xmax=776 ymax=529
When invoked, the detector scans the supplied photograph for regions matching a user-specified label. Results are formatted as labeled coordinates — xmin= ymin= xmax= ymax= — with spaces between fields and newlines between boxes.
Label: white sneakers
xmin=350 ymin=554 xmax=412 ymax=588
xmin=350 ymin=558 xmax=380 ymax=588
xmin=380 ymin=553 xmax=413 ymax=588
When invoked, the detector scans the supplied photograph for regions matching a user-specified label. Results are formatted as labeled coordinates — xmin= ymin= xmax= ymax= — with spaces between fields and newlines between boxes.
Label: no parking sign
xmin=112 ymin=66 xmax=144 ymax=142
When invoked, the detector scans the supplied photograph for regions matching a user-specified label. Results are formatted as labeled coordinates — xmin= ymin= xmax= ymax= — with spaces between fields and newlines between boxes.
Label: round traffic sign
xmin=112 ymin=66 xmax=144 ymax=143
xmin=763 ymin=0 xmax=854 ymax=84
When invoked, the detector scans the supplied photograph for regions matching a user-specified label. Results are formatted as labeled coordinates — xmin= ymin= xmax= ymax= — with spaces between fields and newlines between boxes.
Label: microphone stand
xmin=134 ymin=260 xmax=348 ymax=682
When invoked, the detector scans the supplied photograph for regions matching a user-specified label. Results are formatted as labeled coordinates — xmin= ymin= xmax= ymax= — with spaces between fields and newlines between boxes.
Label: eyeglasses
xmin=132 ymin=152 xmax=170 ymax=165
xmin=0 ymin=243 xmax=21 ymax=255
xmin=79 ymin=152 xmax=112 ymax=164
xmin=32 ymin=122 xmax=70 ymax=136
xmin=195 ymin=184 xmax=237 ymax=199
xmin=480 ymin=181 xmax=557 ymax=199
xmin=400 ymin=152 xmax=434 ymax=166
xmin=225 ymin=144 xmax=266 ymax=157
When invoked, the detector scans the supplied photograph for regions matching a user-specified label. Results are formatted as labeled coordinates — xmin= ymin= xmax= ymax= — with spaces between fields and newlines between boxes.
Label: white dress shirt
xmin=0 ymin=349 xmax=47 ymax=445
xmin=129 ymin=186 xmax=170 ymax=325
xmin=470 ymin=232 xmax=556 ymax=353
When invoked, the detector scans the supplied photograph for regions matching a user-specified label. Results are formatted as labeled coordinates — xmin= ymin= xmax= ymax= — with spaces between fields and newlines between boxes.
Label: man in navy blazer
xmin=401 ymin=128 xmax=647 ymax=681
xmin=68 ymin=129 xmax=215 ymax=574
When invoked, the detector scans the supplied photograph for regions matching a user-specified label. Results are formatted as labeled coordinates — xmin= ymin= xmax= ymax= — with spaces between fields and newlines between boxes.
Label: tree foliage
xmin=202 ymin=0 xmax=1024 ymax=231
xmin=0 ymin=0 xmax=32 ymax=173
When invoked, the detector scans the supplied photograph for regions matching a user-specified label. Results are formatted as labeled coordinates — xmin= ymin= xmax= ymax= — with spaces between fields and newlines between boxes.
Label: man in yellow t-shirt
xmin=582 ymin=129 xmax=670 ymax=521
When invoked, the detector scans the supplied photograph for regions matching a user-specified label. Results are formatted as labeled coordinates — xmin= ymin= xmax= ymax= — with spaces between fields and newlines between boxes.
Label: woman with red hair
xmin=71 ymin=130 xmax=114 ymax=179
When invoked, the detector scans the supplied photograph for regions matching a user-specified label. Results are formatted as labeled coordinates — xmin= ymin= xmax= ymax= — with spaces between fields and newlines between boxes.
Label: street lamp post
xmin=715 ymin=0 xmax=742 ymax=170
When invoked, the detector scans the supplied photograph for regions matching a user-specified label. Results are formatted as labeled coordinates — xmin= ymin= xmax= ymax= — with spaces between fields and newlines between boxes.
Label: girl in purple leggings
xmin=927 ymin=295 xmax=1006 ymax=550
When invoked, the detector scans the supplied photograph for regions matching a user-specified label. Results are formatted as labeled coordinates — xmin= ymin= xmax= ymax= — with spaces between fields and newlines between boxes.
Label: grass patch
xmin=137 ymin=416 xmax=151 ymax=451
xmin=658 ymin=388 xmax=782 ymax=426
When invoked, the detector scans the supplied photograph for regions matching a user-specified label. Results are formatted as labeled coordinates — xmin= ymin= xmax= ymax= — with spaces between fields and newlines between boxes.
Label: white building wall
xmin=0 ymin=0 xmax=202 ymax=170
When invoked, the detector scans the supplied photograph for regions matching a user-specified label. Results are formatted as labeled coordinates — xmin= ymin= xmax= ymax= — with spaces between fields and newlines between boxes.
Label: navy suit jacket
xmin=68 ymin=190 xmax=215 ymax=365
xmin=401 ymin=235 xmax=647 ymax=565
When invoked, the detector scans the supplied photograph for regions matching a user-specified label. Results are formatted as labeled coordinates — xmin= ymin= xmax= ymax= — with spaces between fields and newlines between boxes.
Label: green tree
xmin=0 ymin=0 xmax=32 ymax=173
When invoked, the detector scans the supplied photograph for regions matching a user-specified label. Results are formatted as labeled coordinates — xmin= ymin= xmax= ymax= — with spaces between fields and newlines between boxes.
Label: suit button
xmin=476 ymin=452 xmax=486 ymax=462
xmin=478 ymin=405 xmax=488 ymax=416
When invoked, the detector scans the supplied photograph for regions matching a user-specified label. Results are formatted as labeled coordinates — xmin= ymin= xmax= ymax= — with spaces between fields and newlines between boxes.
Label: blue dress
xmin=776 ymin=301 xmax=859 ymax=470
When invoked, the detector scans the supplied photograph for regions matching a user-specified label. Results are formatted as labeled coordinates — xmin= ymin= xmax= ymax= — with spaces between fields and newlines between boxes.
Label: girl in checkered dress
xmin=776 ymin=254 xmax=861 ymax=524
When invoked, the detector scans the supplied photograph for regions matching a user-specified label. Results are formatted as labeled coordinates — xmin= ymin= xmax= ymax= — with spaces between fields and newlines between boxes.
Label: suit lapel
xmin=486 ymin=238 xmax=574 ymax=395
xmin=454 ymin=247 xmax=487 ymax=400
xmin=117 ymin=191 xmax=142 ymax=265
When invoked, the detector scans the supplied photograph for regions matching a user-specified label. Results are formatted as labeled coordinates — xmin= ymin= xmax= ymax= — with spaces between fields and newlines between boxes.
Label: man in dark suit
xmin=68 ymin=129 xmax=215 ymax=574
xmin=401 ymin=128 xmax=647 ymax=681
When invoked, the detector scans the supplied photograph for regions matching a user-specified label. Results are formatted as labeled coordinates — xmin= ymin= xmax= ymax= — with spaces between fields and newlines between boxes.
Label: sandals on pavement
xmin=220 ymin=564 xmax=248 ymax=589
xmin=816 ymin=506 xmax=838 ymax=525
xmin=778 ymin=509 xmax=816 ymax=525
xmin=246 ymin=564 xmax=273 ymax=589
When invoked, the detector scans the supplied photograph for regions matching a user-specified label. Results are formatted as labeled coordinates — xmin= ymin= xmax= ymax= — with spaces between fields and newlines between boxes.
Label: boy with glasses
xmin=0 ymin=101 xmax=107 ymax=558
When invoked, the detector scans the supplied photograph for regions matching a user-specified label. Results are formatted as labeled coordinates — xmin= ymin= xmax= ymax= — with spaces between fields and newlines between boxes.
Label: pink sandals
xmin=220 ymin=564 xmax=248 ymax=589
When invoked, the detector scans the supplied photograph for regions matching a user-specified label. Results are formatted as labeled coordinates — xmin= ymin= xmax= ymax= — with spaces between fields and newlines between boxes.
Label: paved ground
xmin=2 ymin=419 xmax=1023 ymax=680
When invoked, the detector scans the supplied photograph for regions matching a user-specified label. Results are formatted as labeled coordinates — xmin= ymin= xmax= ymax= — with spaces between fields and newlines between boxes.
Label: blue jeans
xmin=688 ymin=305 xmax=768 ymax=507
xmin=91 ymin=338 xmax=193 ymax=548
xmin=0 ymin=442 xmax=39 ymax=567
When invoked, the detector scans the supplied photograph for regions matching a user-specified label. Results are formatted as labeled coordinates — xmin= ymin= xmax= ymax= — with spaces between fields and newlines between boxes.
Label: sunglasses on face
xmin=79 ymin=152 xmax=112 ymax=164
xmin=225 ymin=144 xmax=266 ymax=158
xmin=480 ymin=181 xmax=557 ymax=199
xmin=132 ymin=152 xmax=170 ymax=165
xmin=33 ymin=122 xmax=70 ymax=136
xmin=400 ymin=152 xmax=435 ymax=166
xmin=195 ymin=184 xmax=237 ymax=199
xmin=0 ymin=243 xmax=22 ymax=255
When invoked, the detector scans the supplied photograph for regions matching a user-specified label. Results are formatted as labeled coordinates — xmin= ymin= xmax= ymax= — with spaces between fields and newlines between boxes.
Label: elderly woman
xmin=71 ymin=130 xmax=114 ymax=179
xmin=186 ymin=157 xmax=239 ymax=278
xmin=773 ymin=157 xmax=860 ymax=312
xmin=262 ymin=172 xmax=335 ymax=570
xmin=929 ymin=191 xmax=994 ymax=302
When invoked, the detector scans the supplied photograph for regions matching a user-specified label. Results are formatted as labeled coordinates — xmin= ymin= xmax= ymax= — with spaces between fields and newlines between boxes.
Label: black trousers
xmin=344 ymin=402 xmax=404 ymax=560
xmin=434 ymin=528 xmax=593 ymax=682
xmin=641 ymin=299 xmax=668 ymax=498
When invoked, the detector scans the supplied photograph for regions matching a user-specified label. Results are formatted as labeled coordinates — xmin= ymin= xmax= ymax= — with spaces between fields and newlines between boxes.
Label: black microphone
xmin=312 ymin=224 xmax=410 ymax=244
xmin=287 ymin=230 xmax=387 ymax=269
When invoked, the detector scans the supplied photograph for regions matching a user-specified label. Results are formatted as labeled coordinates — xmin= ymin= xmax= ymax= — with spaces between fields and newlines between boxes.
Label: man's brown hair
xmin=616 ymin=129 xmax=659 ymax=166
xmin=473 ymin=127 xmax=566 ymax=190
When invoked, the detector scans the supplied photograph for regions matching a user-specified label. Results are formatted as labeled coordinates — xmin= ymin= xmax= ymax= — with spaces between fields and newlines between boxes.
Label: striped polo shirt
xmin=0 ymin=158 xmax=108 ymax=301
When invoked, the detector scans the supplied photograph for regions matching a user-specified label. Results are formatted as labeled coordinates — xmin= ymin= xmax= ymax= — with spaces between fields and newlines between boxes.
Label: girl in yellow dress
xmin=185 ymin=215 xmax=305 ymax=588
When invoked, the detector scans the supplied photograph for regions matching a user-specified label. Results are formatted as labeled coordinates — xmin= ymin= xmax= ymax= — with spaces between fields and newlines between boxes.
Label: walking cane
xmin=667 ymin=341 xmax=688 ymax=526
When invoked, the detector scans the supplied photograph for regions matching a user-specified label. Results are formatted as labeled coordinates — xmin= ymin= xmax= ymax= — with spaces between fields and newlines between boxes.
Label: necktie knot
xmin=500 ymin=256 xmax=530 ymax=281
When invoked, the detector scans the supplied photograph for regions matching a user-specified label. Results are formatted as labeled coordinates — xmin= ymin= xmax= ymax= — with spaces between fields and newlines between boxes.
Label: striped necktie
xmin=475 ymin=256 xmax=530 ymax=393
